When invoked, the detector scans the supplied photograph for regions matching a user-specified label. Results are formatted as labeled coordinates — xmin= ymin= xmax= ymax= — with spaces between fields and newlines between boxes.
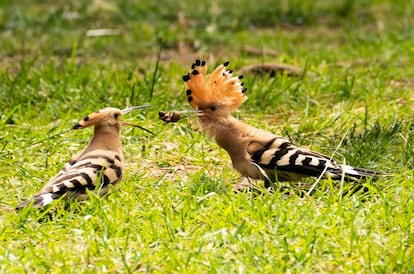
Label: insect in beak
xmin=158 ymin=109 xmax=203 ymax=123
xmin=121 ymin=104 xmax=154 ymax=135
xmin=121 ymin=104 xmax=151 ymax=115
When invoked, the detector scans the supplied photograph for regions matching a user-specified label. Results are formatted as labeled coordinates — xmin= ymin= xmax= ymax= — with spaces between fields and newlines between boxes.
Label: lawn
xmin=1 ymin=0 xmax=413 ymax=272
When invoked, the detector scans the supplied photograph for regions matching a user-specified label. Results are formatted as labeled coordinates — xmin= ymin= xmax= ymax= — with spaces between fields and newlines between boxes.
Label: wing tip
xmin=16 ymin=193 xmax=57 ymax=210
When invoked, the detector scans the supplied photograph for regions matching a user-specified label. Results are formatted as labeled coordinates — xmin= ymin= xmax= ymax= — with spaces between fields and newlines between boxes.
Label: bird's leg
xmin=232 ymin=177 xmax=265 ymax=194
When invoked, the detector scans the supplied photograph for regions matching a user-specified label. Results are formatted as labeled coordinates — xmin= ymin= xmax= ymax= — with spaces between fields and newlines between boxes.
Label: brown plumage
xmin=17 ymin=105 xmax=149 ymax=209
xmin=178 ymin=59 xmax=382 ymax=188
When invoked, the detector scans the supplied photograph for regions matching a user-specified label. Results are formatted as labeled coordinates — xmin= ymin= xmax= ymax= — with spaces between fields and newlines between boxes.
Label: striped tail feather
xmin=327 ymin=164 xmax=383 ymax=181
xmin=16 ymin=173 xmax=113 ymax=209
xmin=16 ymin=193 xmax=63 ymax=209
xmin=265 ymin=162 xmax=382 ymax=183
xmin=16 ymin=179 xmax=97 ymax=209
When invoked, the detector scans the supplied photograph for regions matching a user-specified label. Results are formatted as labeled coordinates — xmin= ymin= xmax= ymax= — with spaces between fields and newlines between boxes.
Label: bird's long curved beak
xmin=121 ymin=121 xmax=155 ymax=135
xmin=121 ymin=104 xmax=151 ymax=115
xmin=121 ymin=104 xmax=154 ymax=134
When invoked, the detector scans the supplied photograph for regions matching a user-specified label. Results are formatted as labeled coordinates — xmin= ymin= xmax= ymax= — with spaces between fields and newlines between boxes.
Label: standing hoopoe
xmin=163 ymin=60 xmax=381 ymax=189
xmin=17 ymin=105 xmax=150 ymax=209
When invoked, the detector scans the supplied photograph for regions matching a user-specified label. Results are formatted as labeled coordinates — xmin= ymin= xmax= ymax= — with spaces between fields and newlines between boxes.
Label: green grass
xmin=1 ymin=0 xmax=414 ymax=272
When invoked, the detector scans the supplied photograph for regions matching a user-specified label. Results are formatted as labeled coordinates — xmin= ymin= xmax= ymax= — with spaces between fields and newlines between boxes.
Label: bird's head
xmin=72 ymin=105 xmax=152 ymax=133
xmin=182 ymin=60 xmax=247 ymax=119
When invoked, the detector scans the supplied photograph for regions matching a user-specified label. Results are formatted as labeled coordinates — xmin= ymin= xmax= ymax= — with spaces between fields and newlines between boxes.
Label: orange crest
xmin=183 ymin=60 xmax=247 ymax=111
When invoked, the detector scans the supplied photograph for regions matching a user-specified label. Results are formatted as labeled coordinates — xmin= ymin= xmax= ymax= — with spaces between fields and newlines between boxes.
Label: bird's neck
xmin=200 ymin=114 xmax=249 ymax=154
xmin=85 ymin=125 xmax=122 ymax=154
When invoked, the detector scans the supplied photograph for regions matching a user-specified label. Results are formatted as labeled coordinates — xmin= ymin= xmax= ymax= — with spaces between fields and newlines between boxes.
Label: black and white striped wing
xmin=17 ymin=150 xmax=123 ymax=208
xmin=249 ymin=137 xmax=375 ymax=182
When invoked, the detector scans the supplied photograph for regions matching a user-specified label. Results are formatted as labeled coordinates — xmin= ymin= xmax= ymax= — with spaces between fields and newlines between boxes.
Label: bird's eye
xmin=210 ymin=105 xmax=217 ymax=111
xmin=113 ymin=113 xmax=120 ymax=119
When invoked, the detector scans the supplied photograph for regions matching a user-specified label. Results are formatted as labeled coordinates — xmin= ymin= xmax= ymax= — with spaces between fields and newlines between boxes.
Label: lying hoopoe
xmin=161 ymin=60 xmax=382 ymax=189
xmin=17 ymin=105 xmax=151 ymax=209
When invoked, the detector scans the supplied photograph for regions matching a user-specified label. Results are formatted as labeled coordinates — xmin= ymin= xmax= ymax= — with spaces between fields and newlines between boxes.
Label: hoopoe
xmin=166 ymin=60 xmax=381 ymax=189
xmin=17 ymin=105 xmax=150 ymax=209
